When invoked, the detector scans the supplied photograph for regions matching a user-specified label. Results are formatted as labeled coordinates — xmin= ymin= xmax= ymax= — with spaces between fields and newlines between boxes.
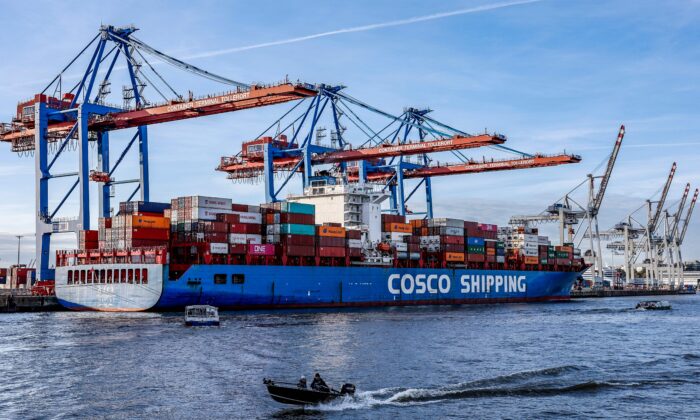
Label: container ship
xmin=54 ymin=180 xmax=585 ymax=311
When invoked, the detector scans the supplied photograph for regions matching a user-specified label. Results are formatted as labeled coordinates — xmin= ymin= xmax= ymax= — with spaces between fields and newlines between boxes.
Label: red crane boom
xmin=0 ymin=83 xmax=317 ymax=146
xmin=218 ymin=133 xmax=506 ymax=173
xmin=348 ymin=154 xmax=581 ymax=181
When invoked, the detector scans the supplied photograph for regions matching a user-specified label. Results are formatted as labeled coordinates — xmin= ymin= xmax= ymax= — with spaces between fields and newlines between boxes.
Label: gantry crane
xmin=217 ymin=85 xmax=581 ymax=212
xmin=658 ymin=183 xmax=691 ymax=287
xmin=509 ymin=125 xmax=625 ymax=281
xmin=0 ymin=25 xmax=317 ymax=280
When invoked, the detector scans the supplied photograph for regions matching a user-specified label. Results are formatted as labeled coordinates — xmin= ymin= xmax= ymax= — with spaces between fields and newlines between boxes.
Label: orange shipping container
xmin=130 ymin=215 xmax=170 ymax=229
xmin=384 ymin=223 xmax=411 ymax=233
xmin=524 ymin=256 xmax=539 ymax=265
xmin=445 ymin=252 xmax=465 ymax=262
xmin=317 ymin=225 xmax=346 ymax=238
xmin=486 ymin=248 xmax=496 ymax=256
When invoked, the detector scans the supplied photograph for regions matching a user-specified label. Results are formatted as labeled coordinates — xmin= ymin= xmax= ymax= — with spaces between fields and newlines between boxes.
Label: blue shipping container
xmin=280 ymin=224 xmax=316 ymax=236
xmin=280 ymin=202 xmax=315 ymax=215
xmin=467 ymin=237 xmax=485 ymax=246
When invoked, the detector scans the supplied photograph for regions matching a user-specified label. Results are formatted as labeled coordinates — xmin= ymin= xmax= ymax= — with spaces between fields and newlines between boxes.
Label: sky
xmin=0 ymin=0 xmax=699 ymax=268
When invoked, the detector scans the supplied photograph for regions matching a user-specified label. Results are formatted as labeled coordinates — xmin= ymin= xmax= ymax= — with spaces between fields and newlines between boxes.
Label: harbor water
xmin=1 ymin=295 xmax=699 ymax=419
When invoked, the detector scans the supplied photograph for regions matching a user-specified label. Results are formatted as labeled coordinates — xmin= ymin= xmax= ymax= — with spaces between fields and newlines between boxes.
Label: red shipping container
xmin=348 ymin=248 xmax=362 ymax=258
xmin=467 ymin=254 xmax=485 ymax=263
xmin=206 ymin=221 xmax=229 ymax=233
xmin=441 ymin=243 xmax=463 ymax=252
xmin=280 ymin=235 xmax=315 ymax=246
xmin=381 ymin=214 xmax=406 ymax=224
xmin=229 ymin=223 xmax=262 ymax=234
xmin=318 ymin=236 xmax=345 ymax=247
xmin=284 ymin=245 xmax=316 ymax=256
xmin=231 ymin=203 xmax=250 ymax=212
xmin=318 ymin=247 xmax=346 ymax=257
xmin=440 ymin=235 xmax=464 ymax=245
xmin=281 ymin=213 xmax=315 ymax=225
xmin=127 ymin=239 xmax=168 ymax=248
xmin=216 ymin=213 xmax=240 ymax=224
xmin=129 ymin=228 xmax=170 ymax=240
xmin=79 ymin=230 xmax=99 ymax=242
xmin=229 ymin=244 xmax=247 ymax=254
xmin=204 ymin=232 xmax=228 ymax=242
xmin=248 ymin=243 xmax=277 ymax=256
xmin=345 ymin=230 xmax=362 ymax=240
xmin=486 ymin=255 xmax=496 ymax=263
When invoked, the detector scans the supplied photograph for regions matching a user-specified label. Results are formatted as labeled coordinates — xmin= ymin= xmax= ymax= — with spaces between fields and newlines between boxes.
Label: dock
xmin=571 ymin=288 xmax=696 ymax=298
xmin=0 ymin=291 xmax=64 ymax=312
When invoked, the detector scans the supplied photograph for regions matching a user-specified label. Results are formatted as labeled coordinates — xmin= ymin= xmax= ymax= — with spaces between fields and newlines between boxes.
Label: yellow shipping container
xmin=317 ymin=225 xmax=346 ymax=238
xmin=130 ymin=215 xmax=170 ymax=229
xmin=445 ymin=252 xmax=465 ymax=262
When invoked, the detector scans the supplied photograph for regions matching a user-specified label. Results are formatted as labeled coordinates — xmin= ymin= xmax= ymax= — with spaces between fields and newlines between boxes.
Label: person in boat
xmin=311 ymin=373 xmax=330 ymax=392
xmin=297 ymin=375 xmax=307 ymax=389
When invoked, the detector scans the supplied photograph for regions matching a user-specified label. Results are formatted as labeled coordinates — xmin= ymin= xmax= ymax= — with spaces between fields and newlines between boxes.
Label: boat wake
xmin=310 ymin=365 xmax=696 ymax=412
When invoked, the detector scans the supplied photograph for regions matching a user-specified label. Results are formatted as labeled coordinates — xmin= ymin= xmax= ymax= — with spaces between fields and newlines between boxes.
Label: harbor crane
xmin=509 ymin=125 xmax=625 ymax=280
xmin=0 ymin=25 xmax=318 ymax=280
xmin=218 ymin=85 xmax=581 ymax=214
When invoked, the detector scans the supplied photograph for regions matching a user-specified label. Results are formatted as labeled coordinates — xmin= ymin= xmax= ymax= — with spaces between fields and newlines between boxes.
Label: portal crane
xmin=1 ymin=25 xmax=317 ymax=280
xmin=508 ymin=125 xmax=625 ymax=278
xmin=649 ymin=162 xmax=676 ymax=234
xmin=584 ymin=125 xmax=625 ymax=280
xmin=678 ymin=188 xmax=698 ymax=248
xmin=218 ymin=85 xmax=581 ymax=211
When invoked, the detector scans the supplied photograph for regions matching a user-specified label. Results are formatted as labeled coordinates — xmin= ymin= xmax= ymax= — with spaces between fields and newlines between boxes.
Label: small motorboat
xmin=636 ymin=300 xmax=672 ymax=310
xmin=184 ymin=305 xmax=220 ymax=326
xmin=263 ymin=378 xmax=355 ymax=406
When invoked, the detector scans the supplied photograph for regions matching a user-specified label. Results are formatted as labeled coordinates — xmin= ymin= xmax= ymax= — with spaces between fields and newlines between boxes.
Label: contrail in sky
xmin=185 ymin=0 xmax=543 ymax=60
xmin=0 ymin=0 xmax=542 ymax=91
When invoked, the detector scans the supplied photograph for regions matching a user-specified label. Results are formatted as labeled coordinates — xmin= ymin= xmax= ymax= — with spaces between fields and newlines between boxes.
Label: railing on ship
xmin=56 ymin=247 xmax=169 ymax=267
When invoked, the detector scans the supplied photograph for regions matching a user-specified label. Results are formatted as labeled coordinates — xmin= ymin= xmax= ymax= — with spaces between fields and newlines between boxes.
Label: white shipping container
xmin=443 ymin=227 xmax=464 ymax=236
xmin=383 ymin=232 xmax=411 ymax=242
xmin=229 ymin=233 xmax=262 ymax=244
xmin=266 ymin=224 xmax=280 ymax=235
xmin=520 ymin=248 xmax=538 ymax=257
xmin=419 ymin=235 xmax=440 ymax=245
xmin=266 ymin=234 xmax=280 ymax=244
xmin=496 ymin=255 xmax=505 ymax=263
xmin=347 ymin=239 xmax=363 ymax=248
xmin=395 ymin=242 xmax=408 ymax=252
xmin=428 ymin=218 xmax=464 ymax=228
xmin=246 ymin=234 xmax=262 ymax=245
xmin=229 ymin=233 xmax=247 ymax=244
xmin=191 ymin=207 xmax=235 ymax=220
xmin=233 ymin=211 xmax=262 ymax=224
xmin=192 ymin=196 xmax=232 ymax=210
xmin=209 ymin=243 xmax=229 ymax=254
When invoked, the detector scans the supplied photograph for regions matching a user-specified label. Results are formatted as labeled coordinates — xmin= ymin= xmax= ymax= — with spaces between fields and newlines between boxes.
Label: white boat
xmin=185 ymin=305 xmax=220 ymax=326
xmin=635 ymin=300 xmax=672 ymax=310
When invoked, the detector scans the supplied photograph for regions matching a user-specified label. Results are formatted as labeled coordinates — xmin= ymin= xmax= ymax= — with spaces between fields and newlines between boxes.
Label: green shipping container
xmin=556 ymin=251 xmax=571 ymax=258
xmin=540 ymin=258 xmax=548 ymax=264
xmin=496 ymin=241 xmax=505 ymax=249
xmin=280 ymin=202 xmax=315 ymax=215
xmin=466 ymin=245 xmax=485 ymax=254
xmin=280 ymin=223 xmax=316 ymax=236
xmin=548 ymin=252 xmax=556 ymax=258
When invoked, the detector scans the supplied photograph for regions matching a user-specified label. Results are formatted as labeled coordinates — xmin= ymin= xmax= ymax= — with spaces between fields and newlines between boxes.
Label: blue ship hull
xmin=153 ymin=265 xmax=580 ymax=310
